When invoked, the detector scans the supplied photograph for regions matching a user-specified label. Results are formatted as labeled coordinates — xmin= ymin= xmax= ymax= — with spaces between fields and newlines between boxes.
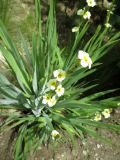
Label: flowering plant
xmin=0 ymin=0 xmax=120 ymax=159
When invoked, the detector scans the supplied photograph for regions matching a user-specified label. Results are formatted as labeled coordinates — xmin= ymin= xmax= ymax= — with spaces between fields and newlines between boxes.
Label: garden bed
xmin=0 ymin=0 xmax=120 ymax=160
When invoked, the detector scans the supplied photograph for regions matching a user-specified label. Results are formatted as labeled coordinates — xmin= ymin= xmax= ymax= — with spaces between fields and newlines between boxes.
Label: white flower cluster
xmin=77 ymin=9 xmax=91 ymax=20
xmin=42 ymin=50 xmax=92 ymax=109
xmin=76 ymin=0 xmax=96 ymax=20
xmin=42 ymin=69 xmax=66 ymax=107
xmin=94 ymin=108 xmax=112 ymax=121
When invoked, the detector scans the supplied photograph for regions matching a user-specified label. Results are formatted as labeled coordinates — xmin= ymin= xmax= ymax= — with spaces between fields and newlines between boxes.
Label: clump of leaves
xmin=0 ymin=0 xmax=120 ymax=159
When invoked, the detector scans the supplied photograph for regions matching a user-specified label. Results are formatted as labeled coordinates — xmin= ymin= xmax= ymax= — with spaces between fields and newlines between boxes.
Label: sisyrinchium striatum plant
xmin=0 ymin=0 xmax=120 ymax=159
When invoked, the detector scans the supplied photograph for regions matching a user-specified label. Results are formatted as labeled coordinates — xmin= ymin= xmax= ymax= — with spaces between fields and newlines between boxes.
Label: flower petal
xmin=53 ymin=70 xmax=58 ymax=77
xmin=80 ymin=60 xmax=89 ymax=68
xmin=78 ymin=50 xmax=86 ymax=59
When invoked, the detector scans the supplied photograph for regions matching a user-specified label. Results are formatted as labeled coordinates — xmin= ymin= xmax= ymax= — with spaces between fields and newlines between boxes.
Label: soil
xmin=0 ymin=0 xmax=120 ymax=160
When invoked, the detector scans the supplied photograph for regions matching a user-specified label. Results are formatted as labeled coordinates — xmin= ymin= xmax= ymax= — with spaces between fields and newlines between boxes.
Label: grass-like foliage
xmin=0 ymin=0 xmax=11 ymax=24
xmin=0 ymin=0 xmax=120 ymax=159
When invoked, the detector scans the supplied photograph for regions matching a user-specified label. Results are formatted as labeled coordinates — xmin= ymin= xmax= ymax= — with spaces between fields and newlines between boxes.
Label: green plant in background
xmin=0 ymin=0 xmax=11 ymax=25
xmin=0 ymin=0 xmax=120 ymax=159
xmin=0 ymin=0 xmax=35 ymax=40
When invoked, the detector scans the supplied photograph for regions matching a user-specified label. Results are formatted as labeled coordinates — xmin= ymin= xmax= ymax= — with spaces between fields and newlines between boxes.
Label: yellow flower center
xmin=46 ymin=95 xmax=51 ymax=100
xmin=89 ymin=1 xmax=92 ymax=4
xmin=96 ymin=115 xmax=100 ymax=119
xmin=104 ymin=110 xmax=109 ymax=114
xmin=83 ymin=55 xmax=89 ymax=63
xmin=94 ymin=113 xmax=101 ymax=121
xmin=58 ymin=73 xmax=63 ymax=78
xmin=57 ymin=88 xmax=61 ymax=92
xmin=50 ymin=81 xmax=56 ymax=86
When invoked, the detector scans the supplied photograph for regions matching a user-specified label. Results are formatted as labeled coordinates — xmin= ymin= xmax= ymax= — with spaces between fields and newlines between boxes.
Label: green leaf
xmin=32 ymin=63 xmax=38 ymax=94
xmin=0 ymin=46 xmax=31 ymax=93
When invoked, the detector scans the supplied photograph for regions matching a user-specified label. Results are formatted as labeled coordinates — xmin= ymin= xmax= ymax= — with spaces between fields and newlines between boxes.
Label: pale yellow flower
xmin=86 ymin=0 xmax=96 ymax=7
xmin=102 ymin=109 xmax=112 ymax=119
xmin=72 ymin=26 xmax=79 ymax=32
xmin=51 ymin=130 xmax=60 ymax=140
xmin=105 ymin=23 xmax=112 ymax=28
xmin=47 ymin=79 xmax=57 ymax=90
xmin=53 ymin=69 xmax=66 ymax=82
xmin=83 ymin=11 xmax=91 ymax=19
xmin=117 ymin=103 xmax=120 ymax=106
xmin=42 ymin=94 xmax=51 ymax=104
xmin=78 ymin=50 xmax=92 ymax=69
xmin=48 ymin=96 xmax=57 ymax=107
xmin=94 ymin=113 xmax=102 ymax=121
xmin=77 ymin=9 xmax=84 ymax=16
xmin=55 ymin=84 xmax=65 ymax=97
